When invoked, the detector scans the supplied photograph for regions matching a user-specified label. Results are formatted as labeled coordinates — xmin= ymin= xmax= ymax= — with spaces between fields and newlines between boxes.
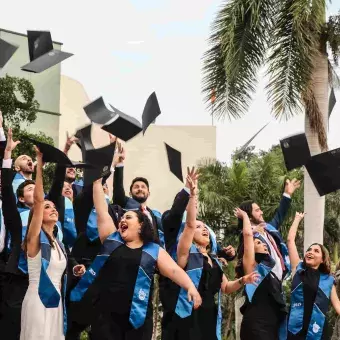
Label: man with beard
xmin=112 ymin=142 xmax=164 ymax=245
xmin=12 ymin=155 xmax=35 ymax=194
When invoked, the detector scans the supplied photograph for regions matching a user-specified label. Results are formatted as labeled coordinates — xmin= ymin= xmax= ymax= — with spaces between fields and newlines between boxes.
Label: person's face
xmin=62 ymin=182 xmax=73 ymax=200
xmin=65 ymin=167 xmax=76 ymax=181
xmin=304 ymin=244 xmax=323 ymax=269
xmin=130 ymin=181 xmax=149 ymax=203
xmin=15 ymin=155 xmax=34 ymax=174
xmin=254 ymin=238 xmax=269 ymax=254
xmin=42 ymin=200 xmax=59 ymax=224
xmin=118 ymin=211 xmax=142 ymax=242
xmin=193 ymin=221 xmax=210 ymax=247
xmin=251 ymin=203 xmax=264 ymax=223
xmin=18 ymin=184 xmax=35 ymax=206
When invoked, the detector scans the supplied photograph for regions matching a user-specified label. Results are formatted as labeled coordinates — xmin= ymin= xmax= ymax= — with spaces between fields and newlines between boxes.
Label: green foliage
xmin=0 ymin=75 xmax=39 ymax=130
xmin=327 ymin=11 xmax=340 ymax=65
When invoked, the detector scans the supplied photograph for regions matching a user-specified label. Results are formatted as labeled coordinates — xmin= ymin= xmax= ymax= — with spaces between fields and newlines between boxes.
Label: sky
xmin=1 ymin=0 xmax=339 ymax=163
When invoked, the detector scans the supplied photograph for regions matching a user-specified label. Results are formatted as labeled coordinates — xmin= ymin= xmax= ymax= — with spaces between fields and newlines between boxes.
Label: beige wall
xmin=121 ymin=125 xmax=216 ymax=213
xmin=0 ymin=28 xmax=62 ymax=144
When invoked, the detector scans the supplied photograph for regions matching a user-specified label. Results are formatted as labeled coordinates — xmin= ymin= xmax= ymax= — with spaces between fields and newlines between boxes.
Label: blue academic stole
xmin=12 ymin=172 xmax=26 ymax=195
xmin=39 ymin=230 xmax=68 ymax=334
xmin=62 ymin=197 xmax=77 ymax=248
xmin=86 ymin=196 xmax=110 ymax=242
xmin=70 ymin=232 xmax=160 ymax=329
xmin=288 ymin=262 xmax=334 ymax=340
xmin=265 ymin=223 xmax=291 ymax=277
xmin=172 ymin=223 xmax=223 ymax=340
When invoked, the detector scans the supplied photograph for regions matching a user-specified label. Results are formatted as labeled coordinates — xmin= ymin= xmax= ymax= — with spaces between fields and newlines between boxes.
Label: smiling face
xmin=14 ymin=155 xmax=34 ymax=174
xmin=254 ymin=238 xmax=269 ymax=254
xmin=193 ymin=221 xmax=210 ymax=247
xmin=42 ymin=200 xmax=59 ymax=224
xmin=251 ymin=203 xmax=265 ymax=224
xmin=304 ymin=244 xmax=324 ymax=269
xmin=65 ymin=167 xmax=76 ymax=182
xmin=62 ymin=181 xmax=73 ymax=200
xmin=118 ymin=211 xmax=142 ymax=242
xmin=130 ymin=181 xmax=149 ymax=203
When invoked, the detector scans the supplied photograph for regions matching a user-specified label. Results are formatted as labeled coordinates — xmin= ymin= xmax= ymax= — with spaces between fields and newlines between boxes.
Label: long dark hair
xmin=22 ymin=203 xmax=56 ymax=253
xmin=125 ymin=209 xmax=159 ymax=245
xmin=304 ymin=243 xmax=331 ymax=274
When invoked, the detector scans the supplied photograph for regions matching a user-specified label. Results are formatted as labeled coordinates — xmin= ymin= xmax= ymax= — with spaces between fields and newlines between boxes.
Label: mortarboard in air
xmin=101 ymin=105 xmax=143 ymax=141
xmin=21 ymin=31 xmax=73 ymax=73
xmin=165 ymin=143 xmax=183 ymax=182
xmin=305 ymin=148 xmax=340 ymax=196
xmin=280 ymin=133 xmax=311 ymax=171
xmin=142 ymin=92 xmax=161 ymax=135
xmin=0 ymin=38 xmax=18 ymax=69
xmin=83 ymin=142 xmax=116 ymax=186
xmin=83 ymin=97 xmax=116 ymax=125
xmin=26 ymin=138 xmax=92 ymax=168
xmin=74 ymin=124 xmax=94 ymax=159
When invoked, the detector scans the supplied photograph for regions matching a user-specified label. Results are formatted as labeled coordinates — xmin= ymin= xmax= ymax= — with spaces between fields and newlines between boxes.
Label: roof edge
xmin=0 ymin=28 xmax=63 ymax=45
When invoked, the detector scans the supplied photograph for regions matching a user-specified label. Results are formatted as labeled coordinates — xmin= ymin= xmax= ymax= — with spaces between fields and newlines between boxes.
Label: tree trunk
xmin=334 ymin=243 xmax=339 ymax=265
xmin=304 ymin=52 xmax=329 ymax=251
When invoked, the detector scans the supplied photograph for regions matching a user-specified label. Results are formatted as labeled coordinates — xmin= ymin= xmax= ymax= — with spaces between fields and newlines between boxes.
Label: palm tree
xmin=202 ymin=1 xmax=340 ymax=249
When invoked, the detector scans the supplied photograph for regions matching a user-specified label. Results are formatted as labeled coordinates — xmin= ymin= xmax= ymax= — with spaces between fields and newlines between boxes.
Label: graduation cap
xmin=21 ymin=31 xmax=73 ymax=73
xmin=26 ymin=138 xmax=91 ymax=168
xmin=101 ymin=105 xmax=143 ymax=141
xmin=74 ymin=124 xmax=94 ymax=158
xmin=83 ymin=142 xmax=116 ymax=186
xmin=280 ymin=133 xmax=311 ymax=171
xmin=0 ymin=38 xmax=18 ymax=68
xmin=83 ymin=97 xmax=116 ymax=125
xmin=142 ymin=92 xmax=161 ymax=134
xmin=165 ymin=143 xmax=183 ymax=182
xmin=305 ymin=148 xmax=340 ymax=196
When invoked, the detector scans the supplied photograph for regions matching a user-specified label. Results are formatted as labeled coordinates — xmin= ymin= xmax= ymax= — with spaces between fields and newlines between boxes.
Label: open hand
xmin=294 ymin=212 xmax=305 ymax=222
xmin=243 ymin=271 xmax=260 ymax=285
xmin=5 ymin=128 xmax=20 ymax=152
xmin=187 ymin=286 xmax=202 ymax=310
xmin=113 ymin=141 xmax=125 ymax=165
xmin=285 ymin=178 xmax=301 ymax=196
xmin=234 ymin=207 xmax=248 ymax=220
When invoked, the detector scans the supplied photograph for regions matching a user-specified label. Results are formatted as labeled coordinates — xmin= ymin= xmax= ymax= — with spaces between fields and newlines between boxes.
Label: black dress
xmin=91 ymin=245 xmax=154 ymax=340
xmin=162 ymin=255 xmax=223 ymax=340
xmin=288 ymin=266 xmax=329 ymax=340
xmin=240 ymin=255 xmax=287 ymax=340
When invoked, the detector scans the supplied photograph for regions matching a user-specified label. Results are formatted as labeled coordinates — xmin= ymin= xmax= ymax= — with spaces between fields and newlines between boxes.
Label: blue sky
xmin=1 ymin=0 xmax=339 ymax=162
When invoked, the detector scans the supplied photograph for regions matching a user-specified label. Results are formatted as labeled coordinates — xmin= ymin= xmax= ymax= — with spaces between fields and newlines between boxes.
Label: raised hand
xmin=5 ymin=128 xmax=20 ymax=153
xmin=234 ymin=207 xmax=248 ymax=220
xmin=284 ymin=178 xmax=301 ymax=196
xmin=242 ymin=271 xmax=260 ymax=285
xmin=64 ymin=132 xmax=79 ymax=154
xmin=113 ymin=141 xmax=126 ymax=165
xmin=109 ymin=134 xmax=117 ymax=144
xmin=294 ymin=211 xmax=305 ymax=222
xmin=187 ymin=286 xmax=202 ymax=310
xmin=34 ymin=145 xmax=43 ymax=164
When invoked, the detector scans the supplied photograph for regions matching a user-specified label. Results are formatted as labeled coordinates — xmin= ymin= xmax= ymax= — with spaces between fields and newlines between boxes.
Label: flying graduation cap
xmin=83 ymin=142 xmax=116 ymax=186
xmin=0 ymin=38 xmax=18 ymax=69
xmin=21 ymin=30 xmax=73 ymax=73
xmin=84 ymin=92 xmax=161 ymax=141
xmin=26 ymin=138 xmax=92 ymax=168
xmin=280 ymin=133 xmax=311 ymax=171
xmin=165 ymin=143 xmax=183 ymax=182
xmin=74 ymin=124 xmax=94 ymax=158
xmin=305 ymin=148 xmax=340 ymax=196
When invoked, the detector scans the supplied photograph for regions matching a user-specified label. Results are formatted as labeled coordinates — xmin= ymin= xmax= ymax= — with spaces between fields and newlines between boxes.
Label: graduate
xmin=70 ymin=178 xmax=202 ymax=340
xmin=163 ymin=175 xmax=258 ymax=340
xmin=20 ymin=146 xmax=69 ymax=340
xmin=286 ymin=212 xmax=340 ymax=340
xmin=235 ymin=207 xmax=287 ymax=340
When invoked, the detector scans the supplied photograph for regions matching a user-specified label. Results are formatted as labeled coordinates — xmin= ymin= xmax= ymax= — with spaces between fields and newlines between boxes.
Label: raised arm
xmin=112 ymin=142 xmax=128 ymax=207
xmin=234 ymin=208 xmax=256 ymax=275
xmin=176 ymin=175 xmax=197 ymax=269
xmin=287 ymin=212 xmax=304 ymax=272
xmin=26 ymin=147 xmax=45 ymax=257
xmin=268 ymin=179 xmax=300 ymax=230
xmin=157 ymin=248 xmax=202 ymax=309
xmin=221 ymin=271 xmax=259 ymax=294
xmin=93 ymin=179 xmax=116 ymax=243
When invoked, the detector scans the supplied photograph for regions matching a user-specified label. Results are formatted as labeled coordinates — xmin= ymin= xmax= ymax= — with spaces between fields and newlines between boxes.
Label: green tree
xmin=202 ymin=1 xmax=340 ymax=249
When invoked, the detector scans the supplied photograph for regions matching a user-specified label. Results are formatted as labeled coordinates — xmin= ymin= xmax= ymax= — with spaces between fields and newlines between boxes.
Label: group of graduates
xmin=0 ymin=113 xmax=339 ymax=340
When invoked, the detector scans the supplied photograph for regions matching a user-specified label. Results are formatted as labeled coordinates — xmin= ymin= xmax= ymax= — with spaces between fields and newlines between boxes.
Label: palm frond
xmin=266 ymin=0 xmax=325 ymax=120
xmin=202 ymin=0 xmax=276 ymax=120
